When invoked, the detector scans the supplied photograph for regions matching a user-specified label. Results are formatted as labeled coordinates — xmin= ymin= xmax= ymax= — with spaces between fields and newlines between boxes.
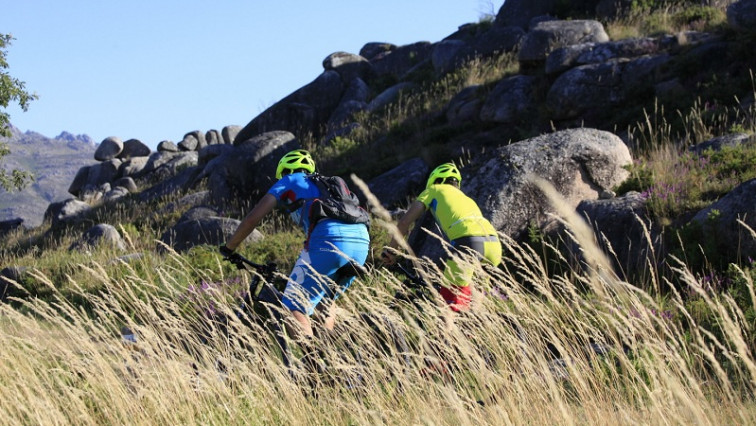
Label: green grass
xmin=2 ymin=214 xmax=756 ymax=424
xmin=2 ymin=3 xmax=756 ymax=423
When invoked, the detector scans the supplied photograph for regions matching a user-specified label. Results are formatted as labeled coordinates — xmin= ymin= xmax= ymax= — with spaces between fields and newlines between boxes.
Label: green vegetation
xmin=0 ymin=33 xmax=37 ymax=191
xmin=2 ymin=3 xmax=756 ymax=424
xmin=311 ymin=51 xmax=520 ymax=179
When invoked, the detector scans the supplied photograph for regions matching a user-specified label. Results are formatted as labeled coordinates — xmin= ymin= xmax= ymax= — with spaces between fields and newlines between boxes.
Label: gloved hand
xmin=219 ymin=245 xmax=244 ymax=269
xmin=380 ymin=249 xmax=396 ymax=266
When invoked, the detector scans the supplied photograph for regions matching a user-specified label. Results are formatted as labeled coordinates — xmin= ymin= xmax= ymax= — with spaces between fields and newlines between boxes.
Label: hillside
xmin=0 ymin=124 xmax=96 ymax=227
xmin=2 ymin=2 xmax=756 ymax=424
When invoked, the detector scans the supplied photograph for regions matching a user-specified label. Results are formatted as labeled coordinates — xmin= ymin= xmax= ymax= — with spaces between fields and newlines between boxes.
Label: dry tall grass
xmin=2 ymin=181 xmax=755 ymax=425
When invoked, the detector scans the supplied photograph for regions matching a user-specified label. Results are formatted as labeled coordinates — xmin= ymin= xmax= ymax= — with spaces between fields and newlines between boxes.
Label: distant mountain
xmin=0 ymin=124 xmax=96 ymax=227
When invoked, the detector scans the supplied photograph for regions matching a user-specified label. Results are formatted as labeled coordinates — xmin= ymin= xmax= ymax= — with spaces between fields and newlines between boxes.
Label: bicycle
xmin=118 ymin=251 xmax=371 ymax=390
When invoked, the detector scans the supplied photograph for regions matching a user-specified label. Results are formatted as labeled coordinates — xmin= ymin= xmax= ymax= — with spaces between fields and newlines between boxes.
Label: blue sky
xmin=2 ymin=1 xmax=501 ymax=149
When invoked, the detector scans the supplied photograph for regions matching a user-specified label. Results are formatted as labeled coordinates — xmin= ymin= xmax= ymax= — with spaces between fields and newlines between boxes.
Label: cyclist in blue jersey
xmin=221 ymin=149 xmax=370 ymax=338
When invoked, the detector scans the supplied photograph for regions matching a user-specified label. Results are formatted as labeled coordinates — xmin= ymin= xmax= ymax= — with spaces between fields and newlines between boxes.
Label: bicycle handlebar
xmin=223 ymin=251 xmax=278 ymax=275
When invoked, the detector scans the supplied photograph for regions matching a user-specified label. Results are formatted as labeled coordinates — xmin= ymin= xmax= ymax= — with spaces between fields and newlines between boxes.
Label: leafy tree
xmin=0 ymin=33 xmax=37 ymax=191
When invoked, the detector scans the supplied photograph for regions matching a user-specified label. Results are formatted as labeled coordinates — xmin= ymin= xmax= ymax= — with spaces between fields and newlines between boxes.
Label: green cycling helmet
xmin=426 ymin=163 xmax=462 ymax=189
xmin=276 ymin=149 xmax=316 ymax=179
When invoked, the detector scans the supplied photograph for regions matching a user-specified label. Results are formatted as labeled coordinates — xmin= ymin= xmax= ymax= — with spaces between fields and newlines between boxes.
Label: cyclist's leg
xmin=322 ymin=230 xmax=370 ymax=329
xmin=476 ymin=239 xmax=503 ymax=294
xmin=482 ymin=239 xmax=502 ymax=267
xmin=441 ymin=245 xmax=478 ymax=311
xmin=281 ymin=249 xmax=327 ymax=338
xmin=441 ymin=236 xmax=499 ymax=311
xmin=281 ymin=244 xmax=365 ymax=330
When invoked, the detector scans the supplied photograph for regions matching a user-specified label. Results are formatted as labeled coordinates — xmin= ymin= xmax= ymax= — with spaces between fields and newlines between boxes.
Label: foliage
xmin=0 ymin=33 xmax=37 ymax=191
xmin=617 ymin=143 xmax=756 ymax=225
xmin=605 ymin=2 xmax=727 ymax=40
xmin=4 ymin=230 xmax=756 ymax=424
xmin=615 ymin=159 xmax=655 ymax=194
xmin=671 ymin=6 xmax=726 ymax=32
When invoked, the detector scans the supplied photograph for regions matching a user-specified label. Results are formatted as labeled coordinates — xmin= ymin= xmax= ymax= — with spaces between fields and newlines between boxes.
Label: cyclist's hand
xmin=219 ymin=245 xmax=244 ymax=269
xmin=380 ymin=249 xmax=396 ymax=266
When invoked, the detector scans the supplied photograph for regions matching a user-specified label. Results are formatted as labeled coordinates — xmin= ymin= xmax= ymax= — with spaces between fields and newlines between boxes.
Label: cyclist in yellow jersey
xmin=382 ymin=163 xmax=502 ymax=311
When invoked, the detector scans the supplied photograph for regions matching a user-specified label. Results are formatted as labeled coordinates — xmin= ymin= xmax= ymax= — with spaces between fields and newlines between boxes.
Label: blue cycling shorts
xmin=281 ymin=220 xmax=370 ymax=315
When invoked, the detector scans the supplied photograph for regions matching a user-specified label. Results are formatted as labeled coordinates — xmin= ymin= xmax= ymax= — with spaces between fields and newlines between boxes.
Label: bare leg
xmin=290 ymin=310 xmax=313 ymax=338
xmin=324 ymin=305 xmax=336 ymax=331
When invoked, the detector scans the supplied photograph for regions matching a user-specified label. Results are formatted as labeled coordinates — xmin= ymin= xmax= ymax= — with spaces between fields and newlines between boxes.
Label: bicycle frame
xmin=226 ymin=255 xmax=293 ymax=368
xmin=223 ymin=253 xmax=368 ymax=370
xmin=391 ymin=260 xmax=442 ymax=307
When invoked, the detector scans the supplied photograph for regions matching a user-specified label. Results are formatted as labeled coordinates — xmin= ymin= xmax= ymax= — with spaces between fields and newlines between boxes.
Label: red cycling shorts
xmin=439 ymin=285 xmax=472 ymax=312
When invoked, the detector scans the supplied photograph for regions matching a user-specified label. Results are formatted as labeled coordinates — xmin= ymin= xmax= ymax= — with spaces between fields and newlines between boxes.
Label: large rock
xmin=367 ymin=82 xmax=416 ymax=112
xmin=359 ymin=42 xmax=395 ymax=61
xmin=545 ymin=36 xmax=674 ymax=76
xmin=0 ymin=218 xmax=23 ymax=237
xmin=689 ymin=132 xmax=756 ymax=154
xmin=574 ymin=192 xmax=657 ymax=279
xmin=546 ymin=53 xmax=670 ymax=122
xmin=221 ymin=125 xmax=241 ymax=144
xmin=68 ymin=166 xmax=91 ymax=197
xmin=323 ymin=52 xmax=373 ymax=83
xmin=234 ymin=71 xmax=345 ymax=144
xmin=69 ymin=224 xmax=126 ymax=252
xmin=78 ymin=159 xmax=121 ymax=190
xmin=118 ymin=156 xmax=150 ymax=178
xmin=446 ymin=85 xmax=484 ymax=125
xmin=44 ymin=198 xmax=92 ymax=227
xmin=431 ymin=40 xmax=469 ymax=75
xmin=179 ymin=131 xmax=206 ymax=151
xmin=519 ymin=20 xmax=610 ymax=66
xmin=326 ymin=78 xmax=370 ymax=130
xmin=159 ymin=216 xmax=263 ymax=253
xmin=94 ymin=136 xmax=123 ymax=161
xmin=728 ymin=0 xmax=756 ymax=32
xmin=464 ymin=128 xmax=633 ymax=240
xmin=203 ymin=131 xmax=299 ymax=208
xmin=366 ymin=158 xmax=430 ymax=208
xmin=370 ymin=42 xmax=433 ymax=80
xmin=479 ymin=75 xmax=538 ymax=124
xmin=205 ymin=129 xmax=222 ymax=146
xmin=136 ymin=151 xmax=199 ymax=181
xmin=690 ymin=178 xmax=756 ymax=261
xmin=327 ymin=100 xmax=367 ymax=131
xmin=177 ymin=206 xmax=222 ymax=223
xmin=156 ymin=191 xmax=211 ymax=219
xmin=118 ymin=139 xmax=151 ymax=160
xmin=198 ymin=144 xmax=235 ymax=167
xmin=439 ymin=23 xmax=524 ymax=73
xmin=103 ymin=186 xmax=131 ymax=203
xmin=463 ymin=25 xmax=524 ymax=58
xmin=494 ymin=0 xmax=559 ymax=29
xmin=495 ymin=0 xmax=625 ymax=28
xmin=157 ymin=140 xmax=179 ymax=152
xmin=137 ymin=166 xmax=202 ymax=203
xmin=112 ymin=176 xmax=138 ymax=193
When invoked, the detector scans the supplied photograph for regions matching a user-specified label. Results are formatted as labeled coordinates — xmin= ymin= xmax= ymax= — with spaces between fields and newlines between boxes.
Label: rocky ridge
xmin=3 ymin=0 xmax=756 ymax=281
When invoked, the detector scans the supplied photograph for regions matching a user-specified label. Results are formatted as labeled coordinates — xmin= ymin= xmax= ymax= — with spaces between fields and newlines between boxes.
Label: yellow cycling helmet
xmin=276 ymin=149 xmax=316 ymax=179
xmin=426 ymin=163 xmax=462 ymax=189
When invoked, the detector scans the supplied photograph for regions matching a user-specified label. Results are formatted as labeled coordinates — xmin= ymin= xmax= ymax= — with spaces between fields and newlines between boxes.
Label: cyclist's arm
xmin=226 ymin=193 xmax=277 ymax=250
xmin=387 ymin=200 xmax=426 ymax=251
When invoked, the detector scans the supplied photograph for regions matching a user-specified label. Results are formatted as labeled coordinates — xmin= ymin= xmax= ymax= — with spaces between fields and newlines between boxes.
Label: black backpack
xmin=307 ymin=173 xmax=371 ymax=228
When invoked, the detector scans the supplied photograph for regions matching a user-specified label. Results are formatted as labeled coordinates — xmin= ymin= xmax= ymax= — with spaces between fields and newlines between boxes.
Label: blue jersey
xmin=267 ymin=172 xmax=321 ymax=233
xmin=269 ymin=172 xmax=370 ymax=315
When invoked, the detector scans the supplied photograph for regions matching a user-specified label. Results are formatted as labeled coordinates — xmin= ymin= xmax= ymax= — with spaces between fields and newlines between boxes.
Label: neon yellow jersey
xmin=415 ymin=184 xmax=497 ymax=241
